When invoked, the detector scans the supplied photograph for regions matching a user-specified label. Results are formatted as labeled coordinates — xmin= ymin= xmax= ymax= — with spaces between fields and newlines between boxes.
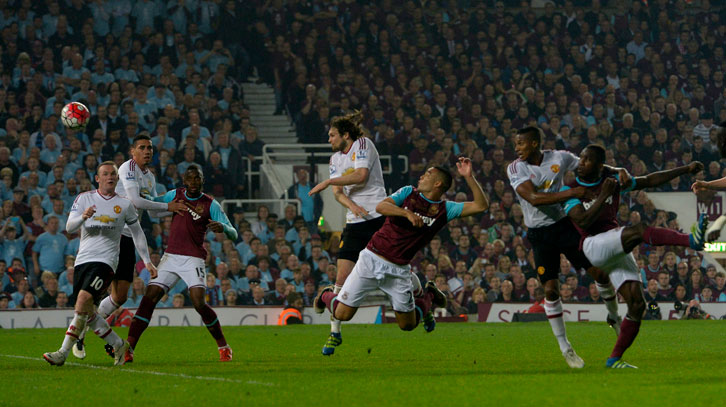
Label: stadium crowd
xmin=1 ymin=0 xmax=726 ymax=317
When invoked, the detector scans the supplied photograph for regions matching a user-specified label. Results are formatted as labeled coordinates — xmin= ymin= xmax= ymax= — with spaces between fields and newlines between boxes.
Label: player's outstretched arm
xmin=123 ymin=179 xmax=186 ymax=214
xmin=128 ymin=221 xmax=154 ymax=273
xmin=630 ymin=161 xmax=703 ymax=190
xmin=603 ymin=165 xmax=633 ymax=187
xmin=456 ymin=157 xmax=490 ymax=217
xmin=331 ymin=185 xmax=369 ymax=218
xmin=515 ymin=180 xmax=586 ymax=206
xmin=309 ymin=168 xmax=370 ymax=195
xmin=565 ymin=178 xmax=617 ymax=229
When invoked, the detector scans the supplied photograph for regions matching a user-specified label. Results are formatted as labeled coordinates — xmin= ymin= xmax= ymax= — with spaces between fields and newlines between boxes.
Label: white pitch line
xmin=0 ymin=354 xmax=275 ymax=387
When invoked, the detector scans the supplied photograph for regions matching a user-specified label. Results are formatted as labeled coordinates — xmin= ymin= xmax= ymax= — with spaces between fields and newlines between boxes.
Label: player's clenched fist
xmin=405 ymin=210 xmax=423 ymax=227
xmin=82 ymin=205 xmax=96 ymax=220
xmin=688 ymin=161 xmax=704 ymax=174
xmin=146 ymin=262 xmax=158 ymax=279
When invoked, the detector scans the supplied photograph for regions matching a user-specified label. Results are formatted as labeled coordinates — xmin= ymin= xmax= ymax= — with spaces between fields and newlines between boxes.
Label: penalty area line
xmin=0 ymin=354 xmax=275 ymax=387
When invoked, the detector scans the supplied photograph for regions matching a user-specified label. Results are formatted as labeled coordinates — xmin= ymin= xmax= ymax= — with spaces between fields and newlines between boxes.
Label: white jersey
xmin=507 ymin=150 xmax=579 ymax=228
xmin=70 ymin=190 xmax=139 ymax=270
xmin=329 ymin=137 xmax=387 ymax=224
xmin=116 ymin=159 xmax=159 ymax=237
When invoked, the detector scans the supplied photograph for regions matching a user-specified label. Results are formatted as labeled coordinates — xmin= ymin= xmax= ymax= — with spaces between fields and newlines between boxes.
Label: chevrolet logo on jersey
xmin=342 ymin=168 xmax=355 ymax=176
xmin=538 ymin=180 xmax=553 ymax=191
xmin=93 ymin=215 xmax=117 ymax=224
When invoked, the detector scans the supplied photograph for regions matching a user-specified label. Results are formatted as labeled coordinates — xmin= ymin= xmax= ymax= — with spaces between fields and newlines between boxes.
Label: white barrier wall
xmin=0 ymin=306 xmax=383 ymax=329
xmin=477 ymin=302 xmax=726 ymax=322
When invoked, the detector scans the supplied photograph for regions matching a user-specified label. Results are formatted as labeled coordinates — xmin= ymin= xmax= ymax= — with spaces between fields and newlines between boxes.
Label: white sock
xmin=330 ymin=285 xmax=342 ymax=334
xmin=597 ymin=282 xmax=619 ymax=320
xmin=88 ymin=312 xmax=123 ymax=349
xmin=411 ymin=273 xmax=423 ymax=297
xmin=60 ymin=312 xmax=89 ymax=354
xmin=544 ymin=298 xmax=571 ymax=353
xmin=98 ymin=296 xmax=121 ymax=319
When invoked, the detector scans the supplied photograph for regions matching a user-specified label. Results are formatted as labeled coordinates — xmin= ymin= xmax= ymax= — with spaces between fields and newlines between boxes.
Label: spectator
xmin=284 ymin=168 xmax=323 ymax=227
xmin=32 ymin=216 xmax=68 ymax=274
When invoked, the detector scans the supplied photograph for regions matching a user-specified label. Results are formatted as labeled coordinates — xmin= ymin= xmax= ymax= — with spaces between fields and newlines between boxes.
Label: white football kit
xmin=582 ymin=228 xmax=641 ymax=291
xmin=116 ymin=159 xmax=167 ymax=237
xmin=337 ymin=249 xmax=414 ymax=312
xmin=67 ymin=190 xmax=150 ymax=270
xmin=507 ymin=150 xmax=579 ymax=228
xmin=329 ymin=137 xmax=387 ymax=224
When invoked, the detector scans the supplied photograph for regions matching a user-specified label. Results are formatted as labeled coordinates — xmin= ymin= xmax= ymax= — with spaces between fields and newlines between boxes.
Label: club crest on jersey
xmin=428 ymin=204 xmax=439 ymax=216
xmin=113 ymin=205 xmax=121 ymax=214
xmin=351 ymin=152 xmax=355 ymax=161
xmin=93 ymin=215 xmax=116 ymax=224
xmin=195 ymin=204 xmax=204 ymax=214
xmin=551 ymin=164 xmax=560 ymax=173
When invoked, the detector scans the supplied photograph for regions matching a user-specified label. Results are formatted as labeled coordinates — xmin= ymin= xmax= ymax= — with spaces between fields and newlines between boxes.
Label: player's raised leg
xmin=606 ymin=281 xmax=643 ymax=369
xmin=189 ymin=286 xmax=232 ymax=361
xmin=621 ymin=215 xmax=708 ymax=252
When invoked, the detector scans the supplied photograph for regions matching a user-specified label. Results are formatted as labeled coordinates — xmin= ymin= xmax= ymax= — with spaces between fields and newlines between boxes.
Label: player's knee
xmin=630 ymin=298 xmax=646 ymax=319
xmin=631 ymin=223 xmax=646 ymax=236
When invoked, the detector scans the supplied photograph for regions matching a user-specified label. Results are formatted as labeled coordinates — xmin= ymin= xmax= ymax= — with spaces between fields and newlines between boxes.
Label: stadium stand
xmin=0 ymin=0 xmax=725 ymax=315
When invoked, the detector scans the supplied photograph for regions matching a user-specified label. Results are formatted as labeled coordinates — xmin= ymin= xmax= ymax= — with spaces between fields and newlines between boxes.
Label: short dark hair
xmin=518 ymin=126 xmax=543 ymax=147
xmin=132 ymin=134 xmax=151 ymax=146
xmin=185 ymin=163 xmax=204 ymax=180
xmin=330 ymin=110 xmax=364 ymax=141
xmin=432 ymin=166 xmax=453 ymax=192
xmin=584 ymin=144 xmax=606 ymax=164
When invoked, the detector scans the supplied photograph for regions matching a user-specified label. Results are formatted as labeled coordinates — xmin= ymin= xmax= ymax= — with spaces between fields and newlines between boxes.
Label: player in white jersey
xmin=309 ymin=111 xmax=387 ymax=355
xmin=507 ymin=126 xmax=630 ymax=368
xmin=73 ymin=135 xmax=185 ymax=359
xmin=44 ymin=162 xmax=156 ymax=367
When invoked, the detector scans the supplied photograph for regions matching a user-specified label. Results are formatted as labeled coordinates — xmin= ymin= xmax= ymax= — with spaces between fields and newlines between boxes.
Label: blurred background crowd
xmin=1 ymin=0 xmax=725 ymax=317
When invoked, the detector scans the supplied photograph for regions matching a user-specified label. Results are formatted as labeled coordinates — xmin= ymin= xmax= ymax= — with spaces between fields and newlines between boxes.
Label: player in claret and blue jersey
xmin=124 ymin=164 xmax=238 ymax=363
xmin=314 ymin=157 xmax=489 ymax=335
xmin=562 ymin=144 xmax=707 ymax=369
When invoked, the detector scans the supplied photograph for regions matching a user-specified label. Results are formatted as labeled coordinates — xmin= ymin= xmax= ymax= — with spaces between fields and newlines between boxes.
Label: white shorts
xmin=149 ymin=253 xmax=206 ymax=293
xmin=338 ymin=249 xmax=415 ymax=312
xmin=582 ymin=227 xmax=641 ymax=291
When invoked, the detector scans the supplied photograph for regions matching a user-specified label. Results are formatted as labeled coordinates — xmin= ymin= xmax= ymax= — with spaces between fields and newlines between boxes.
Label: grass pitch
xmin=1 ymin=321 xmax=723 ymax=407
